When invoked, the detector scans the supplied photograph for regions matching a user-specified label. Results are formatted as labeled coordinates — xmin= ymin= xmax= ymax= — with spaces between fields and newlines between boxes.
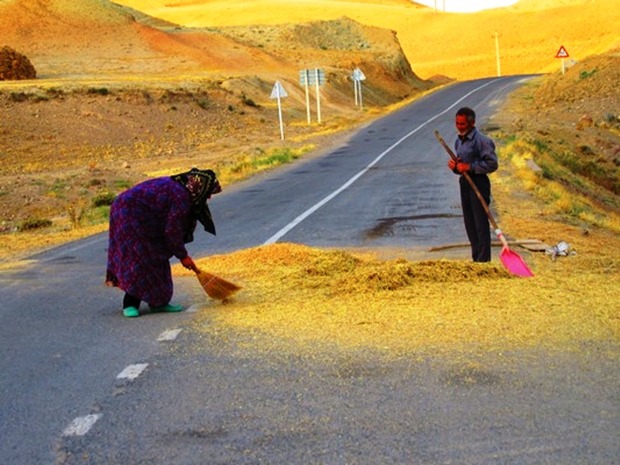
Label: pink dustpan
xmin=500 ymin=246 xmax=534 ymax=277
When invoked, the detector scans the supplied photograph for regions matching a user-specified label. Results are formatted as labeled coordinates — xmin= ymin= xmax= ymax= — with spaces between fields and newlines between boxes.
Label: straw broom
xmin=193 ymin=267 xmax=241 ymax=300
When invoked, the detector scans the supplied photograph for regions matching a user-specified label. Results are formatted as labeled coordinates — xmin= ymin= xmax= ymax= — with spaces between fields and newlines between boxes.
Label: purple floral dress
xmin=106 ymin=177 xmax=193 ymax=307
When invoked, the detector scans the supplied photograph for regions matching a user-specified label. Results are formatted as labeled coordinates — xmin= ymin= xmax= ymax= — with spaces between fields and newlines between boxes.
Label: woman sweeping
xmin=106 ymin=168 xmax=222 ymax=318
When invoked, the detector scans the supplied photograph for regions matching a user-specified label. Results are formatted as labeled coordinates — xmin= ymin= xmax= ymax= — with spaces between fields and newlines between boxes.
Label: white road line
xmin=157 ymin=328 xmax=182 ymax=342
xmin=262 ymin=80 xmax=499 ymax=245
xmin=62 ymin=414 xmax=102 ymax=437
xmin=116 ymin=363 xmax=148 ymax=380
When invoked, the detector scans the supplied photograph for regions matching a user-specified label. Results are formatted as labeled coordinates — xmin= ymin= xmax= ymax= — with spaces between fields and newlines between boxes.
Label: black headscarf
xmin=171 ymin=168 xmax=222 ymax=240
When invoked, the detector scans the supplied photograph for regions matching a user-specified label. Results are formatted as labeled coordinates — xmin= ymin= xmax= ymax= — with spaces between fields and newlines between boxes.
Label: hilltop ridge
xmin=113 ymin=0 xmax=620 ymax=80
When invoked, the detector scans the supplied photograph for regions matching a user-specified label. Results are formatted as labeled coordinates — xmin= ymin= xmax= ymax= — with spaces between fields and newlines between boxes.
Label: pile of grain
xmin=178 ymin=241 xmax=618 ymax=357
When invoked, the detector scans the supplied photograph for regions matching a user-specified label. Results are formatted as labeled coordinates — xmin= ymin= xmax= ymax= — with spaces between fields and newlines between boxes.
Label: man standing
xmin=448 ymin=107 xmax=498 ymax=262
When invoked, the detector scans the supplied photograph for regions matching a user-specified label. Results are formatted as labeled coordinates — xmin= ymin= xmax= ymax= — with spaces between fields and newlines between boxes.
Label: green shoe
xmin=123 ymin=306 xmax=140 ymax=318
xmin=151 ymin=303 xmax=184 ymax=313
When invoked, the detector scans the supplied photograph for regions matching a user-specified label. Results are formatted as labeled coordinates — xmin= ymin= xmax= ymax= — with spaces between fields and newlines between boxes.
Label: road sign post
xmin=314 ymin=68 xmax=322 ymax=124
xmin=270 ymin=81 xmax=288 ymax=140
xmin=555 ymin=45 xmax=569 ymax=75
xmin=493 ymin=32 xmax=501 ymax=77
xmin=351 ymin=68 xmax=366 ymax=108
xmin=299 ymin=68 xmax=325 ymax=124
xmin=300 ymin=69 xmax=311 ymax=124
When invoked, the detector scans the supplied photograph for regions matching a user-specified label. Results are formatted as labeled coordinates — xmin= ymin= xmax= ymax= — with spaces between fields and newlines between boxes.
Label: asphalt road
xmin=1 ymin=76 xmax=618 ymax=464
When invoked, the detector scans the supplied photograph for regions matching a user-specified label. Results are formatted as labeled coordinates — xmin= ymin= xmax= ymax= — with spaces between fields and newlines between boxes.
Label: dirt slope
xmin=0 ymin=0 xmax=295 ymax=78
xmin=505 ymin=49 xmax=620 ymax=207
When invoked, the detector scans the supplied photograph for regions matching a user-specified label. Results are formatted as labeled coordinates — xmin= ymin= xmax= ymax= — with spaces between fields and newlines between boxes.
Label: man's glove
xmin=181 ymin=256 xmax=196 ymax=271
xmin=448 ymin=158 xmax=457 ymax=171
xmin=456 ymin=162 xmax=471 ymax=173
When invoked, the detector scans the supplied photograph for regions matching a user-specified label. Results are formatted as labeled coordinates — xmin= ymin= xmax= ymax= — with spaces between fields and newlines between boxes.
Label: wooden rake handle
xmin=434 ymin=130 xmax=509 ymax=249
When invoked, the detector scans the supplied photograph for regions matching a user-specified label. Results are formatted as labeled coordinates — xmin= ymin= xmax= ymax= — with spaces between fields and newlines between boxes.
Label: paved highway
xmin=2 ymin=76 xmax=617 ymax=464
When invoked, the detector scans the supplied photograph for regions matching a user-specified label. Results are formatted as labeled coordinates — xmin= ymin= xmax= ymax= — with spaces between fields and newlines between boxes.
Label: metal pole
xmin=494 ymin=32 xmax=501 ymax=77
xmin=304 ymin=70 xmax=311 ymax=124
xmin=315 ymin=68 xmax=321 ymax=124
xmin=276 ymin=83 xmax=284 ymax=140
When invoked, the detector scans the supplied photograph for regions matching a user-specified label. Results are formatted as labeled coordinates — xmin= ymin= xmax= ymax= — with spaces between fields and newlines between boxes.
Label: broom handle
xmin=434 ymin=130 xmax=509 ymax=249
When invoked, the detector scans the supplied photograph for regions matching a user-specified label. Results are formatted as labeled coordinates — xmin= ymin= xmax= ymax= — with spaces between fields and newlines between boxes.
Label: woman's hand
xmin=181 ymin=256 xmax=197 ymax=271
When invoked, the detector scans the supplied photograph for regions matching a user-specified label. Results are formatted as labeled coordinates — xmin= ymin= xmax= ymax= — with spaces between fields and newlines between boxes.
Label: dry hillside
xmin=506 ymin=50 xmax=620 ymax=204
xmin=113 ymin=0 xmax=620 ymax=80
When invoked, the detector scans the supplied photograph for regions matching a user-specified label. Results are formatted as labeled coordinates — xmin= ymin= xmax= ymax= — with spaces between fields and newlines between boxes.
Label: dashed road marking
xmin=116 ymin=363 xmax=148 ymax=380
xmin=62 ymin=414 xmax=102 ymax=437
xmin=157 ymin=328 xmax=182 ymax=342
xmin=185 ymin=304 xmax=202 ymax=313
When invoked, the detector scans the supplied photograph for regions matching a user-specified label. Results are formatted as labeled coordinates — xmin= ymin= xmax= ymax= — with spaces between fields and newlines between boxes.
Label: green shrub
xmin=578 ymin=69 xmax=597 ymax=80
xmin=92 ymin=192 xmax=116 ymax=207
xmin=9 ymin=92 xmax=28 ymax=102
xmin=113 ymin=179 xmax=132 ymax=189
xmin=19 ymin=217 xmax=53 ymax=231
xmin=87 ymin=87 xmax=109 ymax=96
xmin=88 ymin=179 xmax=104 ymax=187
xmin=241 ymin=94 xmax=259 ymax=108
xmin=84 ymin=206 xmax=111 ymax=225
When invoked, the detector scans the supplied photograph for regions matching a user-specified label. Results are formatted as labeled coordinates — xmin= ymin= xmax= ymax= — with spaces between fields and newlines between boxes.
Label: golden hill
xmin=113 ymin=0 xmax=620 ymax=80
xmin=1 ymin=0 xmax=425 ymax=96
xmin=3 ymin=0 xmax=618 ymax=82
xmin=0 ymin=0 xmax=292 ymax=78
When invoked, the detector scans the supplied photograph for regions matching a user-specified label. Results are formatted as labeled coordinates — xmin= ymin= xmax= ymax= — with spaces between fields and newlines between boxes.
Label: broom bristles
xmin=195 ymin=269 xmax=241 ymax=300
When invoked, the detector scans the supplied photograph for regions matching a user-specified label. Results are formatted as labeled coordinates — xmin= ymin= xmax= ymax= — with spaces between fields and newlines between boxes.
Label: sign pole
xmin=555 ymin=45 xmax=570 ymax=75
xmin=493 ymin=32 xmax=501 ymax=77
xmin=304 ymin=70 xmax=311 ymax=124
xmin=351 ymin=68 xmax=366 ymax=109
xmin=314 ymin=68 xmax=322 ymax=124
xmin=276 ymin=86 xmax=284 ymax=140
xmin=270 ymin=81 xmax=288 ymax=141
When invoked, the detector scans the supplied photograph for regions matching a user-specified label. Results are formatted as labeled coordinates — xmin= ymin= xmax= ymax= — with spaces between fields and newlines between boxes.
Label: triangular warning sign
xmin=555 ymin=46 xmax=569 ymax=58
xmin=270 ymin=81 xmax=288 ymax=99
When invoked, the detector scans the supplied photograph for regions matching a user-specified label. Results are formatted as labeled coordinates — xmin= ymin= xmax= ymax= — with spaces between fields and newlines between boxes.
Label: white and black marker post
xmin=270 ymin=81 xmax=288 ymax=140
